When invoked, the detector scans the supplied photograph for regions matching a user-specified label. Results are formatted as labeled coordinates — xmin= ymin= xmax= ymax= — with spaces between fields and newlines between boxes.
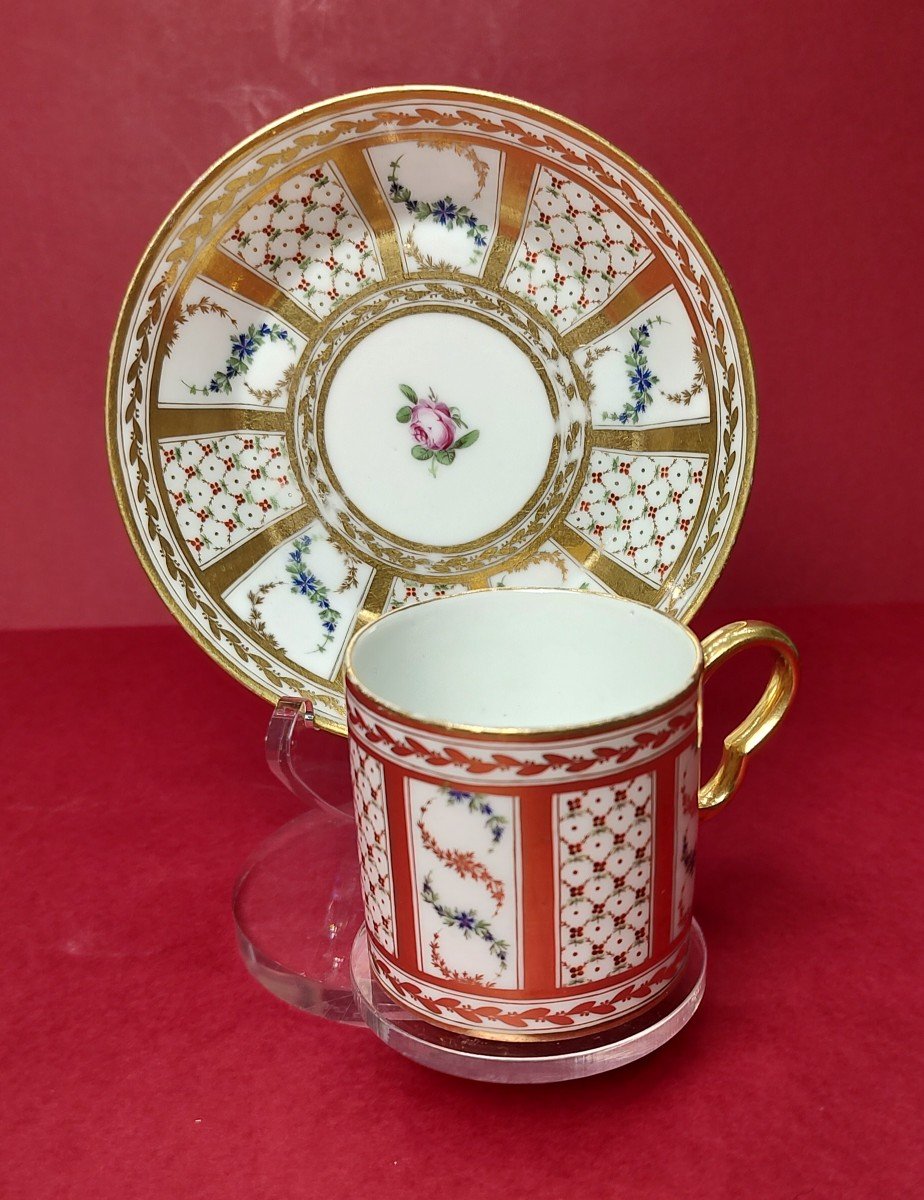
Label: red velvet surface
xmin=2 ymin=606 xmax=921 ymax=1198
xmin=1 ymin=1 xmax=922 ymax=629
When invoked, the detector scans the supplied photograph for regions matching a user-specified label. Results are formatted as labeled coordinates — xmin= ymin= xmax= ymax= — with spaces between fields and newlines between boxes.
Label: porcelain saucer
xmin=108 ymin=86 xmax=756 ymax=734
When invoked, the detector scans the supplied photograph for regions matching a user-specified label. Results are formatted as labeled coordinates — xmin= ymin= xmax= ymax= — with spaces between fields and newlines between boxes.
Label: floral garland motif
xmin=412 ymin=138 xmax=490 ymax=198
xmin=663 ymin=339 xmax=706 ymax=407
xmin=421 ymin=873 xmax=508 ymax=972
xmin=396 ymin=384 xmax=479 ymax=476
xmin=163 ymin=295 xmax=231 ymax=354
xmin=444 ymin=788 xmax=507 ymax=845
xmin=587 ymin=319 xmax=706 ymax=424
xmin=387 ymin=156 xmax=489 ymax=262
xmin=184 ymin=321 xmax=291 ymax=397
xmin=429 ymin=933 xmax=487 ymax=985
xmin=602 ymin=318 xmax=664 ymax=424
xmin=246 ymin=532 xmax=360 ymax=655
xmin=416 ymin=796 xmax=505 ymax=911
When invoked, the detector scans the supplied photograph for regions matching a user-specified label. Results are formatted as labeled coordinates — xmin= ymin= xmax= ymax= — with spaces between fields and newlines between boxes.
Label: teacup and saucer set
xmin=107 ymin=87 xmax=798 ymax=1082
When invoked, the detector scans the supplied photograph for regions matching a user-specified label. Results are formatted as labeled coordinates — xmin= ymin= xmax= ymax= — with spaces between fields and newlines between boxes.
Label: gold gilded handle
xmin=698 ymin=621 xmax=799 ymax=819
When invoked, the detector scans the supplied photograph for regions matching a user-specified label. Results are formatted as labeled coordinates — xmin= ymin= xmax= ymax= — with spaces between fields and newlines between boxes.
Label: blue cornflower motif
xmin=389 ymin=180 xmax=401 ymax=198
xmin=630 ymin=366 xmax=654 ymax=393
xmin=482 ymin=929 xmax=494 ymax=942
xmin=259 ymin=323 xmax=272 ymax=337
xmin=632 ymin=341 xmax=642 ymax=354
xmin=491 ymin=826 xmax=503 ymax=843
xmin=231 ymin=333 xmax=256 ymax=361
xmin=465 ymin=214 xmax=478 ymax=228
xmin=618 ymin=411 xmax=630 ymax=424
xmin=208 ymin=379 xmax=221 ymax=393
xmin=432 ymin=198 xmax=458 ymax=226
xmin=456 ymin=911 xmax=476 ymax=932
xmin=448 ymin=789 xmax=473 ymax=800
xmin=318 ymin=595 xmax=330 ymax=610
xmin=638 ymin=323 xmax=649 ymax=337
xmin=635 ymin=399 xmax=645 ymax=413
xmin=278 ymin=329 xmax=287 ymax=339
xmin=292 ymin=571 xmax=320 ymax=595
xmin=474 ymin=233 xmax=487 ymax=248
xmin=404 ymin=199 xmax=417 ymax=214
xmin=481 ymin=803 xmax=494 ymax=816
xmin=322 ymin=618 xmax=336 ymax=634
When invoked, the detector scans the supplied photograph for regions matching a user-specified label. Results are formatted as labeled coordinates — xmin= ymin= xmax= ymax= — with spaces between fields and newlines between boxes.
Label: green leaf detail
xmin=399 ymin=384 xmax=418 ymax=403
xmin=435 ymin=450 xmax=456 ymax=465
xmin=453 ymin=430 xmax=479 ymax=449
xmin=396 ymin=405 xmax=413 ymax=423
xmin=411 ymin=446 xmax=433 ymax=460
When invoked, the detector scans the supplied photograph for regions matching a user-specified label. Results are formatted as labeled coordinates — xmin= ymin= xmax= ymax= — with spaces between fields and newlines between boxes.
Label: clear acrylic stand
xmin=351 ymin=923 xmax=706 ymax=1083
xmin=233 ymin=698 xmax=709 ymax=1077
xmin=233 ymin=698 xmax=364 ymax=1023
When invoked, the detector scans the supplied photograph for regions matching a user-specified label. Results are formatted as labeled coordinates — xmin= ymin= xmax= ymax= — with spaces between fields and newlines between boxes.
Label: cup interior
xmin=347 ymin=589 xmax=701 ymax=732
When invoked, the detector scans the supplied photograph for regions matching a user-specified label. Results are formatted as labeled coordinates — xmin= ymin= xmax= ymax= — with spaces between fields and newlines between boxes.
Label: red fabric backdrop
xmin=0 ymin=0 xmax=921 ymax=630
xmin=2 ymin=6 xmax=923 ymax=1198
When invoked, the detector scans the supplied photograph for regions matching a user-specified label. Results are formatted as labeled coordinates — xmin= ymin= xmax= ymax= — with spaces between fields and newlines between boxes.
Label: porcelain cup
xmin=344 ymin=589 xmax=798 ymax=1040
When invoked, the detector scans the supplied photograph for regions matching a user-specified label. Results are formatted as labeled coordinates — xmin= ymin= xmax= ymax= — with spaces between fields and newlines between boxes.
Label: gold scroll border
xmin=107 ymin=87 xmax=755 ymax=731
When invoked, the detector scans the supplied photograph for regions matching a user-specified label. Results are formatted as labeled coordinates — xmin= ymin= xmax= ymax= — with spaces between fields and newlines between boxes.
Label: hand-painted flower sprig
xmin=184 ymin=321 xmax=290 ymax=396
xmin=387 ymin=157 xmax=489 ymax=256
xmin=396 ymin=384 xmax=479 ymax=477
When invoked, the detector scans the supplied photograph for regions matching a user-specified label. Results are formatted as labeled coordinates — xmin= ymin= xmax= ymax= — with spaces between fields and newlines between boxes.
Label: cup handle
xmin=698 ymin=621 xmax=800 ymax=820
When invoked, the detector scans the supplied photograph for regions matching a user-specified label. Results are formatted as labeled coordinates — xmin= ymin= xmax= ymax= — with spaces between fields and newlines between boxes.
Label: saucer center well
xmin=319 ymin=310 xmax=557 ymax=549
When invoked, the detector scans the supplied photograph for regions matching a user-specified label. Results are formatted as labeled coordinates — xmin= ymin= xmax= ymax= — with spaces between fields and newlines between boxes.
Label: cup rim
xmin=344 ymin=588 xmax=704 ymax=739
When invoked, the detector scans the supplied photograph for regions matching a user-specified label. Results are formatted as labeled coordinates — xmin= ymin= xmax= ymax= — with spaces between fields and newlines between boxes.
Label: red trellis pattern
xmin=557 ymin=775 xmax=653 ymax=987
xmin=350 ymin=739 xmax=395 ymax=954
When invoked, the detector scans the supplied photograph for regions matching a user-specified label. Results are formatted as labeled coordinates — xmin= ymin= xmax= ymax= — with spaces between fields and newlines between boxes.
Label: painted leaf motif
xmin=411 ymin=445 xmax=432 ymax=460
xmin=399 ymin=384 xmax=418 ymax=403
xmin=396 ymin=405 xmax=413 ymax=422
xmin=453 ymin=430 xmax=479 ymax=449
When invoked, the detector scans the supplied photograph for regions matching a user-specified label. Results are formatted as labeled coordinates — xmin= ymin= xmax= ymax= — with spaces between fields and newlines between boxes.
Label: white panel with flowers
xmin=158 ymin=278 xmax=305 ymax=410
xmin=222 ymin=518 xmax=373 ymax=678
xmin=365 ymin=140 xmax=503 ymax=276
xmin=671 ymin=745 xmax=698 ymax=942
xmin=573 ymin=288 xmax=710 ymax=429
xmin=406 ymin=781 xmax=522 ymax=990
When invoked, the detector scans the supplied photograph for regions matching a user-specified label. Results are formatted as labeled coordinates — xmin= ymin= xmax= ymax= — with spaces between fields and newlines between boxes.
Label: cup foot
xmin=350 ymin=921 xmax=706 ymax=1083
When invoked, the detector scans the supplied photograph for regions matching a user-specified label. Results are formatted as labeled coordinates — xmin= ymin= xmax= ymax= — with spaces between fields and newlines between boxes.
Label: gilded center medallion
xmin=294 ymin=280 xmax=588 ymax=575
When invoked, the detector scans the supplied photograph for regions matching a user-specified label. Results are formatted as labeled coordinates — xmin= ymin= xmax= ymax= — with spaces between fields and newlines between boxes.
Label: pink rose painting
xmin=396 ymin=384 xmax=480 ymax=476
